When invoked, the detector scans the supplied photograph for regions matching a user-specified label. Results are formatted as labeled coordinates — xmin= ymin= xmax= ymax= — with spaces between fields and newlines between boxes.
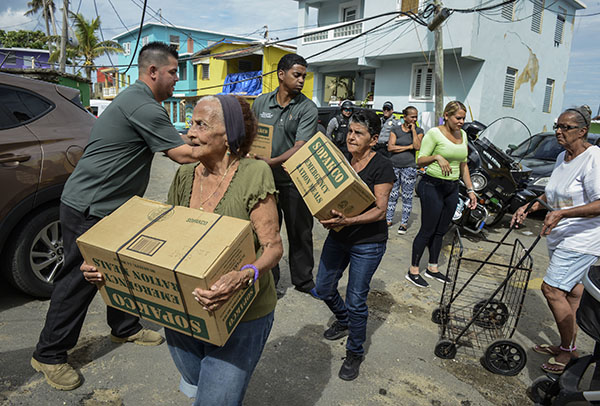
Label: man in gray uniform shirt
xmin=375 ymin=101 xmax=400 ymax=157
xmin=31 ymin=42 xmax=199 ymax=391
xmin=252 ymin=54 xmax=318 ymax=297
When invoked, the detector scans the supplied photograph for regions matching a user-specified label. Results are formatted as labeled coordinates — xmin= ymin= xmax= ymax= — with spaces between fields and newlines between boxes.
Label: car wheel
xmin=5 ymin=205 xmax=63 ymax=298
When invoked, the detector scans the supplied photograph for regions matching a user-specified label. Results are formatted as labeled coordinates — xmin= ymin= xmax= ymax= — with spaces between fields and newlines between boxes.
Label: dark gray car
xmin=508 ymin=131 xmax=600 ymax=195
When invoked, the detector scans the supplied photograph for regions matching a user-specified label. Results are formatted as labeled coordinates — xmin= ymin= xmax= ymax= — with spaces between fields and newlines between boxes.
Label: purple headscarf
xmin=215 ymin=94 xmax=246 ymax=155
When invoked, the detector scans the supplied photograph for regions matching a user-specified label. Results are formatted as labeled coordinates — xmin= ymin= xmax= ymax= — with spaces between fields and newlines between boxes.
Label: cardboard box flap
xmin=119 ymin=204 xmax=250 ymax=278
xmin=172 ymin=216 xmax=253 ymax=279
xmin=76 ymin=197 xmax=174 ymax=253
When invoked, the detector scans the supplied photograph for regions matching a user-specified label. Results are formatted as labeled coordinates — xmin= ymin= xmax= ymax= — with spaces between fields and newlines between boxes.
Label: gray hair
xmin=563 ymin=105 xmax=592 ymax=129
xmin=197 ymin=96 xmax=225 ymax=125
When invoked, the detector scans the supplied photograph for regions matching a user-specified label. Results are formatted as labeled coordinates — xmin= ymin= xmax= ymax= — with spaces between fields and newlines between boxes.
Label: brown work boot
xmin=110 ymin=328 xmax=164 ymax=346
xmin=30 ymin=357 xmax=82 ymax=390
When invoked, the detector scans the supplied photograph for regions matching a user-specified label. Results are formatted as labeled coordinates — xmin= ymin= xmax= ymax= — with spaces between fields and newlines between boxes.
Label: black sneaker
xmin=405 ymin=272 xmax=429 ymax=288
xmin=324 ymin=321 xmax=348 ymax=340
xmin=397 ymin=225 xmax=408 ymax=235
xmin=425 ymin=269 xmax=452 ymax=283
xmin=339 ymin=350 xmax=364 ymax=381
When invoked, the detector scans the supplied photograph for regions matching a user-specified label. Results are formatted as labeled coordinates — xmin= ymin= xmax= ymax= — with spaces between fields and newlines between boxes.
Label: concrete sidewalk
xmin=1 ymin=154 xmax=594 ymax=406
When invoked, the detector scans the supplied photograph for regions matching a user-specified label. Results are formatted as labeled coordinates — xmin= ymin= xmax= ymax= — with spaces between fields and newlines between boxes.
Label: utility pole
xmin=433 ymin=0 xmax=444 ymax=126
xmin=59 ymin=0 xmax=69 ymax=73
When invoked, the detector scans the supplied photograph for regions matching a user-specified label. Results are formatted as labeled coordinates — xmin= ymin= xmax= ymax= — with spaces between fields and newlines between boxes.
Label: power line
xmin=93 ymin=0 xmax=116 ymax=71
xmin=451 ymin=0 xmax=518 ymax=13
xmin=107 ymin=0 xmax=131 ymax=33
xmin=121 ymin=0 xmax=147 ymax=75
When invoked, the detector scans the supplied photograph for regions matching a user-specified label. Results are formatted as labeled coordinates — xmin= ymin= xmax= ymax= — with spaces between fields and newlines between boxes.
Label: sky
xmin=0 ymin=0 xmax=598 ymax=116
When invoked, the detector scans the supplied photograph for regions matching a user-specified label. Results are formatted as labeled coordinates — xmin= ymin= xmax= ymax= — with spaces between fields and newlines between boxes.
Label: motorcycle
xmin=452 ymin=117 xmax=536 ymax=233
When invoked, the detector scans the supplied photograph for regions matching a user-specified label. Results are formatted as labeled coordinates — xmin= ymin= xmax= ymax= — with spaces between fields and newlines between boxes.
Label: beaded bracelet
xmin=241 ymin=264 xmax=259 ymax=287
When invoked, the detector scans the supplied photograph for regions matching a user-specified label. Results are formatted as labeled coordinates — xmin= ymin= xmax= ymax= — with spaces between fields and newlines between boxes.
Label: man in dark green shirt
xmin=31 ymin=42 xmax=199 ymax=391
xmin=252 ymin=54 xmax=318 ymax=296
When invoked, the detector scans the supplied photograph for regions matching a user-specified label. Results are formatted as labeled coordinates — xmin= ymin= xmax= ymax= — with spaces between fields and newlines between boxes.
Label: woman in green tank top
xmin=406 ymin=101 xmax=477 ymax=288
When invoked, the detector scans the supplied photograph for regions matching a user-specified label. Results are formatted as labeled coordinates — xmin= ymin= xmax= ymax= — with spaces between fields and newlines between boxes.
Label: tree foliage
xmin=0 ymin=30 xmax=50 ymax=50
xmin=49 ymin=12 xmax=123 ymax=79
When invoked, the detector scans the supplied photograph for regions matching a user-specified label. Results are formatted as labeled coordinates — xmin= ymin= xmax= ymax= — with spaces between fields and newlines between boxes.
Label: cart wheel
xmin=483 ymin=340 xmax=527 ymax=376
xmin=434 ymin=339 xmax=457 ymax=359
xmin=526 ymin=376 xmax=558 ymax=405
xmin=472 ymin=299 xmax=509 ymax=329
xmin=431 ymin=308 xmax=449 ymax=325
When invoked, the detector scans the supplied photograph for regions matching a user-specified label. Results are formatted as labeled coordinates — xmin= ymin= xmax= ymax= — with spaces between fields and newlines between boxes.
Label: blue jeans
xmin=315 ymin=236 xmax=386 ymax=354
xmin=165 ymin=311 xmax=274 ymax=406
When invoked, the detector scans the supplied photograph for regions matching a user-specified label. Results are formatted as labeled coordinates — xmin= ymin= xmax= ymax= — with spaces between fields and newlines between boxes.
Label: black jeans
xmin=33 ymin=203 xmax=142 ymax=364
xmin=411 ymin=175 xmax=459 ymax=267
xmin=272 ymin=182 xmax=315 ymax=292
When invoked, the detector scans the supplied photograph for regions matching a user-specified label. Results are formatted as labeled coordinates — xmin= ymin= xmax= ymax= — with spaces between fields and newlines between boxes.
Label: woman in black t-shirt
xmin=315 ymin=109 xmax=395 ymax=381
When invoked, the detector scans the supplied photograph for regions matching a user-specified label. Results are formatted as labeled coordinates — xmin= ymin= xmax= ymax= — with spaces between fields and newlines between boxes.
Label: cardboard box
xmin=76 ymin=196 xmax=258 ymax=346
xmin=282 ymin=132 xmax=376 ymax=225
xmin=249 ymin=123 xmax=273 ymax=158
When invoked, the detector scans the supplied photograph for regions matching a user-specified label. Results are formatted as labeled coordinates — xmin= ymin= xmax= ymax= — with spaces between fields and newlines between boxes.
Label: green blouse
xmin=166 ymin=158 xmax=277 ymax=322
xmin=419 ymin=127 xmax=468 ymax=181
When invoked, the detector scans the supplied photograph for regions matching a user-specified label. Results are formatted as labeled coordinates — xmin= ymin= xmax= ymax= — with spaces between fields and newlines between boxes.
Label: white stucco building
xmin=294 ymin=0 xmax=585 ymax=134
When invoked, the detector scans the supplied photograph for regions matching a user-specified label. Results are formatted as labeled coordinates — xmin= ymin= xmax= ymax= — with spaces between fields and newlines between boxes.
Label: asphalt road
xmin=0 ymin=154 xmax=596 ymax=406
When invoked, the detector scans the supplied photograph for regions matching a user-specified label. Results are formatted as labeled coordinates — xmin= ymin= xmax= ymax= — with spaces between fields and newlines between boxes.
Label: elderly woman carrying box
xmin=84 ymin=95 xmax=282 ymax=405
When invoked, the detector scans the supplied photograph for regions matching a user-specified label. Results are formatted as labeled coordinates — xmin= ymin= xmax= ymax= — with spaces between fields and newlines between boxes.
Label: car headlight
xmin=471 ymin=173 xmax=487 ymax=191
xmin=533 ymin=177 xmax=550 ymax=187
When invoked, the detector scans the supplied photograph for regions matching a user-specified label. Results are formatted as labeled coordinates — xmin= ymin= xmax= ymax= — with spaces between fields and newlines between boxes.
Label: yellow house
xmin=191 ymin=41 xmax=314 ymax=100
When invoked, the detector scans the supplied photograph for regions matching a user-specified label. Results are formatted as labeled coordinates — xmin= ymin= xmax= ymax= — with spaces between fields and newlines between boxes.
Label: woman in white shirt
xmin=511 ymin=105 xmax=600 ymax=374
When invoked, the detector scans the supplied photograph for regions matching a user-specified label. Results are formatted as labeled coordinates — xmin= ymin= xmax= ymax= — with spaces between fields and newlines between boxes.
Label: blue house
xmin=111 ymin=22 xmax=254 ymax=129
xmin=294 ymin=0 xmax=585 ymax=139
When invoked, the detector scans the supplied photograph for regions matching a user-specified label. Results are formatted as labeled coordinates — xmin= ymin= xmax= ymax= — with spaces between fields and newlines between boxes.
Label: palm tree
xmin=51 ymin=12 xmax=123 ymax=80
xmin=24 ymin=0 xmax=58 ymax=52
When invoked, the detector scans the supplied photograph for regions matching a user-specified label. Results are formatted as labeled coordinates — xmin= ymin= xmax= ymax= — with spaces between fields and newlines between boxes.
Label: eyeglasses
xmin=342 ymin=108 xmax=352 ymax=112
xmin=553 ymin=123 xmax=582 ymax=132
xmin=383 ymin=108 xmax=391 ymax=111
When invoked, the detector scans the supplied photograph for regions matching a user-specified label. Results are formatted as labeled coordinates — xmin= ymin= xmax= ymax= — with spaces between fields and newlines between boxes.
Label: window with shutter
xmin=554 ymin=7 xmax=566 ymax=46
xmin=410 ymin=63 xmax=434 ymax=101
xmin=202 ymin=64 xmax=209 ymax=80
xmin=502 ymin=67 xmax=518 ymax=108
xmin=542 ymin=79 xmax=554 ymax=113
xmin=179 ymin=63 xmax=186 ymax=81
xmin=531 ymin=0 xmax=544 ymax=33
xmin=343 ymin=7 xmax=357 ymax=21
xmin=170 ymin=35 xmax=180 ymax=50
xmin=502 ymin=2 xmax=514 ymax=21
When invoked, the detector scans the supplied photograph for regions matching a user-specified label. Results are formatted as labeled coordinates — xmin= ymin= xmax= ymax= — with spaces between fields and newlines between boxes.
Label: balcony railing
xmin=303 ymin=22 xmax=363 ymax=44
xmin=103 ymin=87 xmax=118 ymax=98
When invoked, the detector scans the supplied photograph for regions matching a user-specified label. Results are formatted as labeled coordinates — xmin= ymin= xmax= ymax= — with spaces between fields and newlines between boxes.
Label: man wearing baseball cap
xmin=375 ymin=101 xmax=400 ymax=157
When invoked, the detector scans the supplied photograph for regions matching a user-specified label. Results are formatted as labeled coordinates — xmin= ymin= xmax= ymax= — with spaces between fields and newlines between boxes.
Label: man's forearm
xmin=269 ymin=142 xmax=305 ymax=167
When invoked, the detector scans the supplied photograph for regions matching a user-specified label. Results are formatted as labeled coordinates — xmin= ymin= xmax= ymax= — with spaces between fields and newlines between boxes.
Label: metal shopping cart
xmin=432 ymin=198 xmax=551 ymax=376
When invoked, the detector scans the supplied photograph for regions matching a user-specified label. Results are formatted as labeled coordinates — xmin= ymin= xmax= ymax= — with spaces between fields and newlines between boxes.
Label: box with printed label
xmin=249 ymin=123 xmax=273 ymax=158
xmin=282 ymin=132 xmax=376 ymax=226
xmin=76 ymin=196 xmax=257 ymax=346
